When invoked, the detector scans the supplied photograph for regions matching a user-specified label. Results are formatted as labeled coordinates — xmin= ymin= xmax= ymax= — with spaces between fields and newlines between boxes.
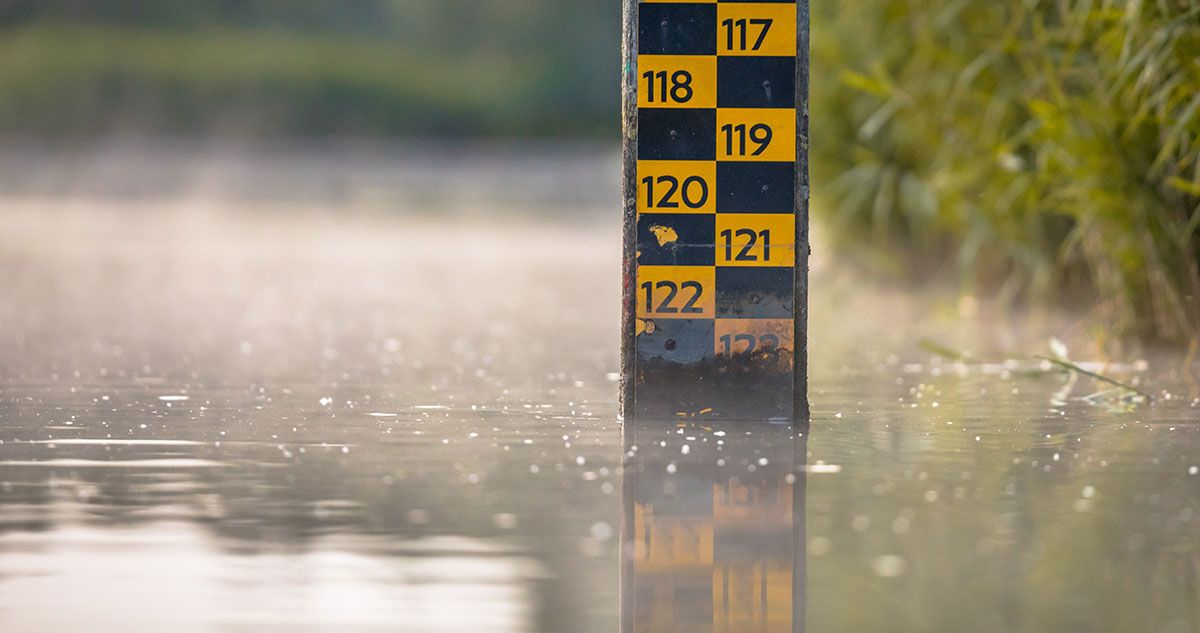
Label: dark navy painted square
xmin=635 ymin=318 xmax=715 ymax=365
xmin=638 ymin=3 xmax=717 ymax=56
xmin=638 ymin=109 xmax=717 ymax=161
xmin=717 ymin=57 xmax=796 ymax=108
xmin=715 ymin=267 xmax=794 ymax=318
xmin=716 ymin=162 xmax=794 ymax=213
xmin=637 ymin=213 xmax=716 ymax=266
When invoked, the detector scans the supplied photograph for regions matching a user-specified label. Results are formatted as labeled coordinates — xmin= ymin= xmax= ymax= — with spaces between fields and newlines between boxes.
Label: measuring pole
xmin=621 ymin=0 xmax=810 ymax=422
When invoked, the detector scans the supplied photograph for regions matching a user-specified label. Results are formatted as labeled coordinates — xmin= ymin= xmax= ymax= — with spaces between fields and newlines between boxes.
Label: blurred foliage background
xmin=812 ymin=0 xmax=1200 ymax=342
xmin=1 ymin=0 xmax=1197 ymax=340
xmin=0 ymin=0 xmax=616 ymax=136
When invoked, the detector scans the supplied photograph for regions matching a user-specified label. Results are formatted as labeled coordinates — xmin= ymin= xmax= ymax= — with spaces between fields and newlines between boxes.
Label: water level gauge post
xmin=620 ymin=0 xmax=810 ymax=423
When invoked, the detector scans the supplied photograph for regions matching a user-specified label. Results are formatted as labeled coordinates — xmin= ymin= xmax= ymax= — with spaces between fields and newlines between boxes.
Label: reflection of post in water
xmin=621 ymin=419 xmax=807 ymax=633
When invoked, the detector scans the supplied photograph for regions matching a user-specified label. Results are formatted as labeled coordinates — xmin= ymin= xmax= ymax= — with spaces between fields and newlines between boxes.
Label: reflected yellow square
xmin=712 ymin=563 xmax=793 ymax=633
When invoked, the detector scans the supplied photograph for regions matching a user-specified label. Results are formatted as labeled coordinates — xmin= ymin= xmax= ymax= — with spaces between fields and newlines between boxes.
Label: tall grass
xmin=812 ymin=0 xmax=1200 ymax=341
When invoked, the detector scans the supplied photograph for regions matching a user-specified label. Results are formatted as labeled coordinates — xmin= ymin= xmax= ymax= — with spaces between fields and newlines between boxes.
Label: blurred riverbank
xmin=2 ymin=141 xmax=1190 ymax=381
xmin=0 ymin=140 xmax=616 ymax=216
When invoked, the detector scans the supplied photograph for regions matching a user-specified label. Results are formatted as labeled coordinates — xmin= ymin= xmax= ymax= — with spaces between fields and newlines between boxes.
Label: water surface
xmin=1 ymin=147 xmax=1198 ymax=632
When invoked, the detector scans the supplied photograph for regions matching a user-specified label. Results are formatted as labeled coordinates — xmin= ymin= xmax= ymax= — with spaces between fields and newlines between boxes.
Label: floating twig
xmin=1035 ymin=355 xmax=1152 ymax=401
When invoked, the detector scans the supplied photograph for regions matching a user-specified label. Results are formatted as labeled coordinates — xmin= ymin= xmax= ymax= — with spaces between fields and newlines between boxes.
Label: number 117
xmin=722 ymin=18 xmax=772 ymax=51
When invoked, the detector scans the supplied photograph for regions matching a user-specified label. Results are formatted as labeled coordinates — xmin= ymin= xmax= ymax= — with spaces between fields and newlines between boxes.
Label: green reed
xmin=812 ymin=0 xmax=1200 ymax=341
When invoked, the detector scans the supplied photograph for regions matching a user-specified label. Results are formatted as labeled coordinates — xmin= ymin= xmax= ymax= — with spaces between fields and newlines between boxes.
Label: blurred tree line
xmin=0 ymin=0 xmax=619 ymax=136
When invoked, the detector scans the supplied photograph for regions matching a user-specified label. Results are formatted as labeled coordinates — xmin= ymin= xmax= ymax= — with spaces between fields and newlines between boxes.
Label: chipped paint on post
xmin=620 ymin=0 xmax=810 ymax=422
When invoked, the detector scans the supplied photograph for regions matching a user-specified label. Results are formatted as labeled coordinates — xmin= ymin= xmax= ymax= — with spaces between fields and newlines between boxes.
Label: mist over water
xmin=1 ymin=145 xmax=1198 ymax=632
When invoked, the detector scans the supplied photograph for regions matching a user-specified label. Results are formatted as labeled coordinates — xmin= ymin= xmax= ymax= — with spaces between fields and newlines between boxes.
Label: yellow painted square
xmin=716 ymin=108 xmax=795 ymax=162
xmin=637 ymin=266 xmax=716 ymax=319
xmin=714 ymin=319 xmax=794 ymax=358
xmin=637 ymin=161 xmax=717 ymax=214
xmin=712 ymin=563 xmax=793 ymax=633
xmin=715 ymin=213 xmax=794 ymax=266
xmin=717 ymin=3 xmax=797 ymax=56
xmin=637 ymin=55 xmax=717 ymax=109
